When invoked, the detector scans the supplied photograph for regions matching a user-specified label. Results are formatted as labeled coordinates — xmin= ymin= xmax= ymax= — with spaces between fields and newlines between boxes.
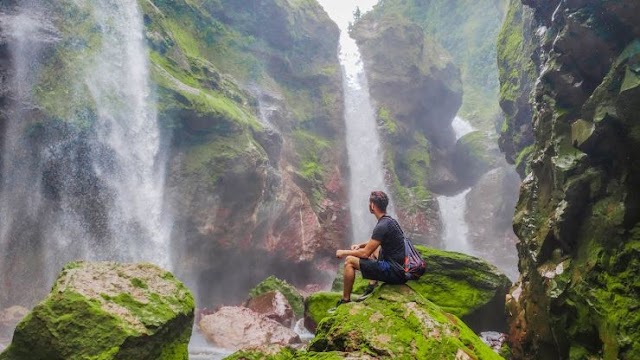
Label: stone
xmin=245 ymin=291 xmax=295 ymax=328
xmin=0 ymin=261 xmax=194 ymax=360
xmin=247 ymin=276 xmax=304 ymax=319
xmin=308 ymin=285 xmax=502 ymax=359
xmin=198 ymin=306 xmax=300 ymax=351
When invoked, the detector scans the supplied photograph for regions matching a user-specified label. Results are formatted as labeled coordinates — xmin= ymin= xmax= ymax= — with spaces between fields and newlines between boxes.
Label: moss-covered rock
xmin=307 ymin=247 xmax=510 ymax=334
xmin=0 ymin=261 xmax=194 ymax=360
xmin=454 ymin=131 xmax=502 ymax=187
xmin=248 ymin=276 xmax=304 ymax=319
xmin=351 ymin=11 xmax=461 ymax=246
xmin=308 ymin=284 xmax=502 ymax=359
xmin=411 ymin=245 xmax=511 ymax=332
xmin=140 ymin=0 xmax=349 ymax=305
xmin=499 ymin=1 xmax=640 ymax=358
xmin=360 ymin=0 xmax=508 ymax=131
xmin=496 ymin=0 xmax=536 ymax=177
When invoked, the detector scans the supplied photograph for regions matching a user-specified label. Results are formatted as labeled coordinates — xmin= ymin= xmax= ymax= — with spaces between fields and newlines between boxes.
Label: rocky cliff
xmin=142 ymin=0 xmax=349 ymax=304
xmin=0 ymin=0 xmax=347 ymax=308
xmin=351 ymin=12 xmax=463 ymax=247
xmin=498 ymin=0 xmax=640 ymax=358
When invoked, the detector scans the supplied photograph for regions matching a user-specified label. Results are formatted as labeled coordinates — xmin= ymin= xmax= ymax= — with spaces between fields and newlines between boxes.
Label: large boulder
xmin=0 ymin=261 xmax=194 ymax=360
xmin=306 ymin=247 xmax=511 ymax=334
xmin=199 ymin=306 xmax=300 ymax=351
xmin=308 ymin=285 xmax=501 ymax=359
xmin=245 ymin=291 xmax=295 ymax=328
xmin=247 ymin=276 xmax=304 ymax=319
xmin=410 ymin=245 xmax=511 ymax=332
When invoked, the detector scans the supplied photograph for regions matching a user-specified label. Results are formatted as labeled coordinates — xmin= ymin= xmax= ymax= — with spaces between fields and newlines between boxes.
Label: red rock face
xmin=199 ymin=306 xmax=300 ymax=351
xmin=244 ymin=291 xmax=295 ymax=328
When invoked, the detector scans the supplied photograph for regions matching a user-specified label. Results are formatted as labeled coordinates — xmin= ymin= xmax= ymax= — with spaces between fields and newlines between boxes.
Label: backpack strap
xmin=382 ymin=215 xmax=405 ymax=236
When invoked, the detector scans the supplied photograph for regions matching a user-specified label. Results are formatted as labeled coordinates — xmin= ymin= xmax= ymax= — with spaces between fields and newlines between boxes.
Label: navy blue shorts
xmin=359 ymin=258 xmax=407 ymax=284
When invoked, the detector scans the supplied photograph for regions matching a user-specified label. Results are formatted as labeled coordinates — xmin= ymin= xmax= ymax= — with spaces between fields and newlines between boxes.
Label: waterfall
xmin=437 ymin=116 xmax=474 ymax=253
xmin=0 ymin=0 xmax=170 ymax=307
xmin=318 ymin=0 xmax=392 ymax=243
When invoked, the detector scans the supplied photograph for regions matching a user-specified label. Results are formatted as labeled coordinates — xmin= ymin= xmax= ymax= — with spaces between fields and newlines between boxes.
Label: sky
xmin=316 ymin=0 xmax=379 ymax=29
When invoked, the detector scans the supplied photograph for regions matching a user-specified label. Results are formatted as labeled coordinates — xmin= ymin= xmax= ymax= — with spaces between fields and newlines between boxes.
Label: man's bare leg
xmin=343 ymin=255 xmax=361 ymax=301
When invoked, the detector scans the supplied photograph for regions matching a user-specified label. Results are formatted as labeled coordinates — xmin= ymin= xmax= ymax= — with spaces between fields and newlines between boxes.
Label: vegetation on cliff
xmin=496 ymin=0 xmax=536 ymax=176
xmin=499 ymin=1 xmax=640 ymax=358
xmin=351 ymin=11 xmax=462 ymax=246
xmin=364 ymin=0 xmax=509 ymax=130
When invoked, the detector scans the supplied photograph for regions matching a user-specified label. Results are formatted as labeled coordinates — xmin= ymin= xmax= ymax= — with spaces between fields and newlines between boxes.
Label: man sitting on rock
xmin=333 ymin=190 xmax=407 ymax=309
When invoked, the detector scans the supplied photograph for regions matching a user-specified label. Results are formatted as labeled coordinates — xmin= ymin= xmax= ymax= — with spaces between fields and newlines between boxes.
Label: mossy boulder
xmin=303 ymin=292 xmax=342 ymax=333
xmin=248 ymin=276 xmax=304 ymax=319
xmin=0 ymin=261 xmax=194 ymax=360
xmin=411 ymin=246 xmax=511 ymax=332
xmin=454 ymin=131 xmax=501 ymax=187
xmin=308 ymin=284 xmax=502 ymax=359
xmin=307 ymin=247 xmax=511 ymax=334
xmin=224 ymin=346 xmax=376 ymax=360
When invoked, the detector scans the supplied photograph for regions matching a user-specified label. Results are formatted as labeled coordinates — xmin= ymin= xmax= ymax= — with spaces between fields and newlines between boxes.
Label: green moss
xmin=366 ymin=0 xmax=506 ymax=130
xmin=408 ymin=245 xmax=510 ymax=318
xmin=182 ymin=132 xmax=266 ymax=186
xmin=248 ymin=276 xmax=304 ymax=318
xmin=304 ymin=292 xmax=343 ymax=330
xmin=130 ymin=278 xmax=148 ymax=289
xmin=308 ymin=285 xmax=503 ymax=359
xmin=377 ymin=106 xmax=398 ymax=135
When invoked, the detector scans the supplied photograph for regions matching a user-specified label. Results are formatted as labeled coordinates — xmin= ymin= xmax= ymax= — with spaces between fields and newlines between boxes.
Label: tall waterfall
xmin=0 ymin=0 xmax=170 ymax=307
xmin=437 ymin=116 xmax=474 ymax=253
xmin=318 ymin=0 xmax=392 ymax=243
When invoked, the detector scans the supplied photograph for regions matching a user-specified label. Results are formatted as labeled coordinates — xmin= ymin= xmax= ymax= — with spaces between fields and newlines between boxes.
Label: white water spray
xmin=437 ymin=116 xmax=475 ymax=253
xmin=0 ymin=0 xmax=170 ymax=308
xmin=318 ymin=0 xmax=393 ymax=243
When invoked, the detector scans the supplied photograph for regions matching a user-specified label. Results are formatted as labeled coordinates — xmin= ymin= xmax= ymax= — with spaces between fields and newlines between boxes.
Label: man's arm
xmin=337 ymin=239 xmax=381 ymax=259
xmin=350 ymin=241 xmax=368 ymax=250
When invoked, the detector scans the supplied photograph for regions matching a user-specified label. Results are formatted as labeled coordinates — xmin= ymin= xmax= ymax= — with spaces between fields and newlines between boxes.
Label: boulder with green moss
xmin=454 ymin=131 xmax=502 ymax=187
xmin=411 ymin=245 xmax=511 ymax=332
xmin=0 ymin=261 xmax=194 ymax=360
xmin=309 ymin=284 xmax=502 ymax=359
xmin=247 ymin=276 xmax=304 ymax=319
xmin=307 ymin=247 xmax=510 ymax=334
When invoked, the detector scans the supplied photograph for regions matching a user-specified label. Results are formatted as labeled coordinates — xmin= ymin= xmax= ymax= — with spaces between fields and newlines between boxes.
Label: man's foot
xmin=355 ymin=283 xmax=377 ymax=302
xmin=327 ymin=298 xmax=350 ymax=314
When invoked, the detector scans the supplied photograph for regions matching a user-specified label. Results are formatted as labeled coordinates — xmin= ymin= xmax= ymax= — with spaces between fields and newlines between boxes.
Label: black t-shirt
xmin=371 ymin=215 xmax=405 ymax=264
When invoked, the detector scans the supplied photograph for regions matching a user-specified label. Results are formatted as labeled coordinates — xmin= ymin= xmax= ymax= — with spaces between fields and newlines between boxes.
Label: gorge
xmin=1 ymin=0 xmax=638 ymax=359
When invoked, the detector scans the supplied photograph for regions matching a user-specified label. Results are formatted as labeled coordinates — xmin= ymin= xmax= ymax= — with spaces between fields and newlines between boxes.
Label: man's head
xmin=369 ymin=191 xmax=389 ymax=214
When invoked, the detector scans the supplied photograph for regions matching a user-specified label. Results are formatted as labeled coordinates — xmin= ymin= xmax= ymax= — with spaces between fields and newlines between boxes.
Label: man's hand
xmin=350 ymin=244 xmax=360 ymax=250
xmin=336 ymin=249 xmax=346 ymax=259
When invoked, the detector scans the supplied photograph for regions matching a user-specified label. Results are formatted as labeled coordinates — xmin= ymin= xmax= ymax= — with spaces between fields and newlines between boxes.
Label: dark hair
xmin=369 ymin=191 xmax=389 ymax=212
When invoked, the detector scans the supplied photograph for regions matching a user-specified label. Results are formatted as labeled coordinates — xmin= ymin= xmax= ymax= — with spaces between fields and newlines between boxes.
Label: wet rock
xmin=199 ymin=306 xmax=300 ymax=351
xmin=245 ymin=291 xmax=295 ymax=328
xmin=0 ymin=261 xmax=194 ymax=360
xmin=247 ymin=276 xmax=304 ymax=319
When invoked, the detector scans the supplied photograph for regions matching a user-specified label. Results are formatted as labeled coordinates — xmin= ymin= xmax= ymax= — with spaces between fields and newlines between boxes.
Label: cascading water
xmin=0 ymin=0 xmax=170 ymax=308
xmin=437 ymin=116 xmax=475 ymax=253
xmin=318 ymin=0 xmax=393 ymax=243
